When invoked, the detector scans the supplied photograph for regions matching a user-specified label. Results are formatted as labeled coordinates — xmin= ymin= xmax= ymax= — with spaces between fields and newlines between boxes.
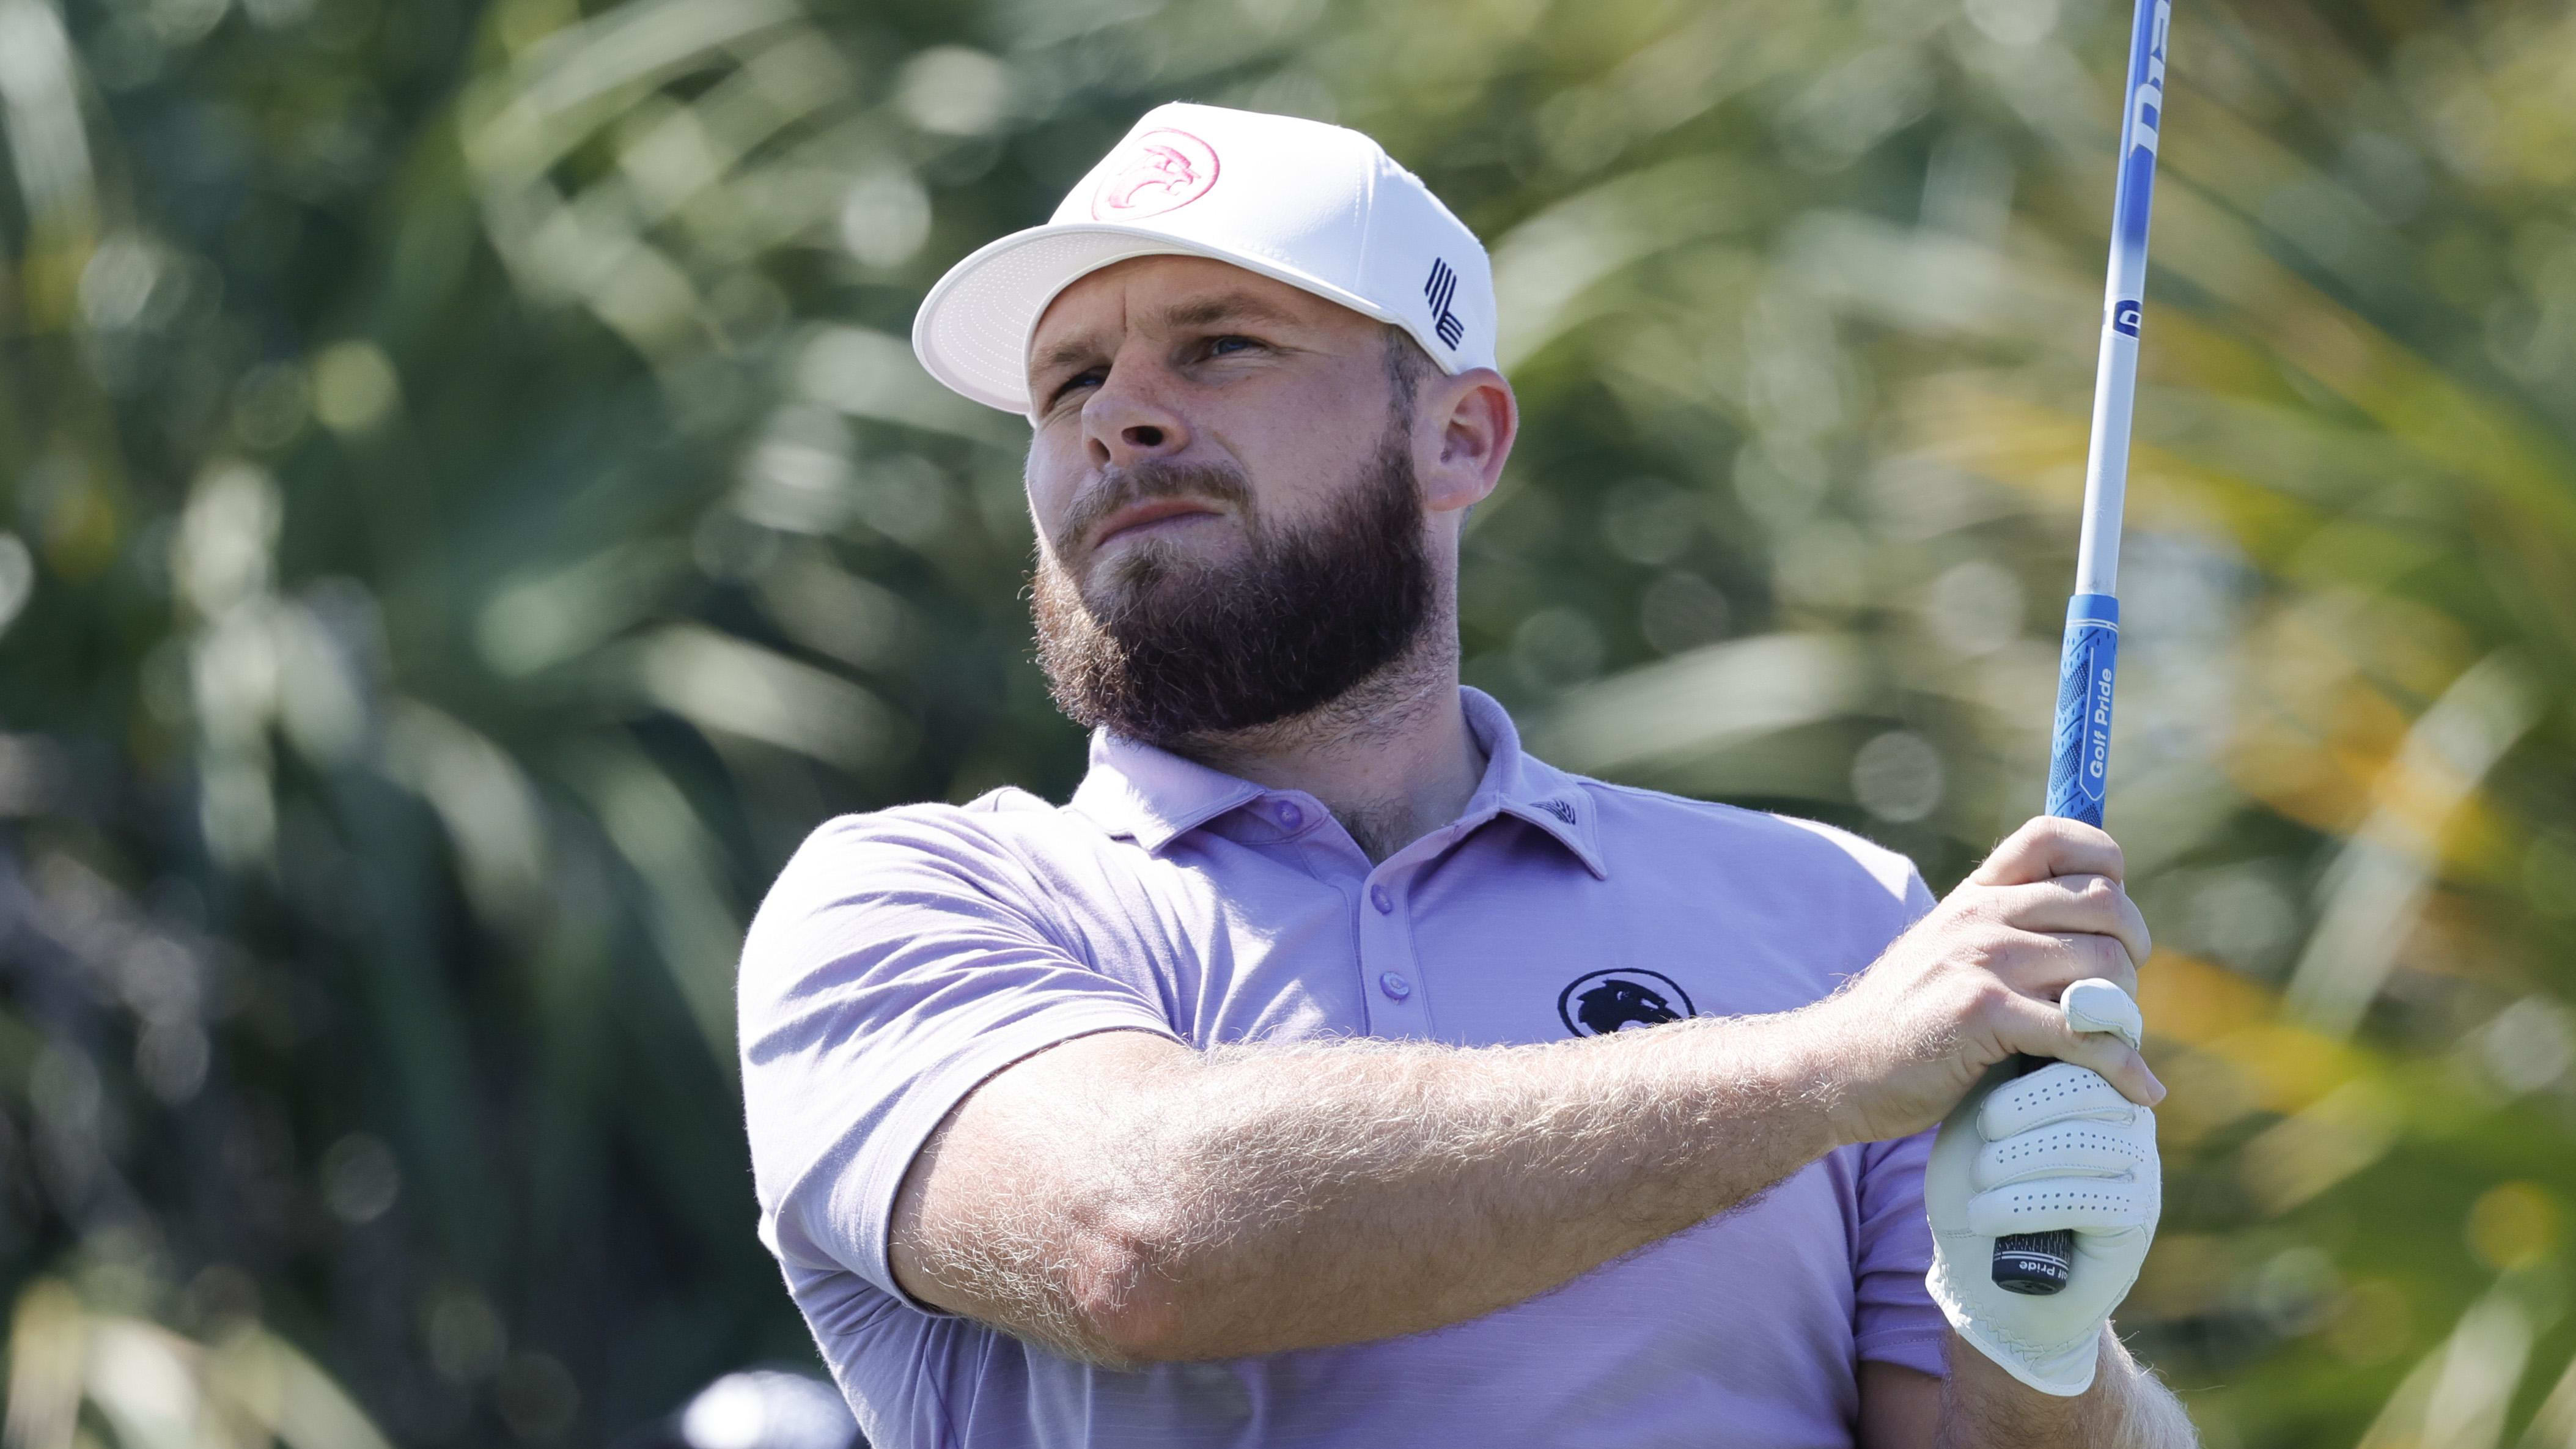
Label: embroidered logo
xmin=1556 ymin=969 xmax=1697 ymax=1038
xmin=1091 ymin=128 xmax=1221 ymax=221
xmin=1424 ymin=257 xmax=1465 ymax=349
xmin=1534 ymin=798 xmax=1578 ymax=826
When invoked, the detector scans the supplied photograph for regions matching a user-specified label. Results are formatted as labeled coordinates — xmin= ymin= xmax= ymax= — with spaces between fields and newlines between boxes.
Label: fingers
xmin=1963 ymin=1102 xmax=2160 ymax=1238
xmin=1965 ymin=1176 xmax=2157 ymax=1238
xmin=1977 ymin=1061 xmax=2147 ymax=1138
xmin=1992 ymin=994 xmax=2165 ymax=1107
xmin=1971 ymin=817 xmax=2126 ymax=889
xmin=2061 ymin=978 xmax=2144 ymax=1050
xmin=2042 ymin=934 xmax=2140 ymax=1001
xmin=1981 ymin=876 xmax=2151 ymax=968
xmin=1977 ymin=928 xmax=2137 ymax=1004
xmin=1972 ymin=1118 xmax=2153 ymax=1191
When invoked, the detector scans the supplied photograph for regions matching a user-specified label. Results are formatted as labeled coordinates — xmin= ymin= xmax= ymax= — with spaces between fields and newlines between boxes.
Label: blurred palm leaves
xmin=1 ymin=0 xmax=2572 ymax=1443
xmin=1459 ymin=2 xmax=2576 ymax=1445
xmin=5 ymin=1280 xmax=397 ymax=1449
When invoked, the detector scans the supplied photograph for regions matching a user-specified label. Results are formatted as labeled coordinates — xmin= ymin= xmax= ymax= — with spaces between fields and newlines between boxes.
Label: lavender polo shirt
xmin=740 ymin=688 xmax=1946 ymax=1448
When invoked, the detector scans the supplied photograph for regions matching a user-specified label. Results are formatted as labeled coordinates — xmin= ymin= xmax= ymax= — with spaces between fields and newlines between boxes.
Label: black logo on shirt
xmin=1557 ymin=969 xmax=1696 ymax=1037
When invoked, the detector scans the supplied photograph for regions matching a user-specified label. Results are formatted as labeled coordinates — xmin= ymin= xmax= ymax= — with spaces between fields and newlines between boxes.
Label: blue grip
xmin=2045 ymin=594 xmax=2121 ymax=826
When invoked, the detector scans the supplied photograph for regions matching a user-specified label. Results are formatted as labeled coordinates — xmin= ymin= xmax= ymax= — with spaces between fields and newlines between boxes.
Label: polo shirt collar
xmin=1459 ymin=687 xmax=1609 ymax=878
xmin=1068 ymin=728 xmax=1264 ymax=854
xmin=1068 ymin=687 xmax=1607 ymax=877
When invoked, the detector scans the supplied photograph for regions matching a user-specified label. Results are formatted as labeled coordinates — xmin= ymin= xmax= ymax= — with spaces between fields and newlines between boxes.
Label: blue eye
xmin=1209 ymin=335 xmax=1256 ymax=356
xmin=1048 ymin=369 xmax=1105 ymax=408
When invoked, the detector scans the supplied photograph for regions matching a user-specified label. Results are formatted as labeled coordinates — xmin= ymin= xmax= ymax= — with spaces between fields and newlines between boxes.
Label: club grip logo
xmin=2047 ymin=606 xmax=2120 ymax=827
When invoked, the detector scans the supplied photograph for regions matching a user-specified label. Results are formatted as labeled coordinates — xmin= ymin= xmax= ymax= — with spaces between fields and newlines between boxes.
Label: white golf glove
xmin=1926 ymin=978 xmax=2159 ymax=1398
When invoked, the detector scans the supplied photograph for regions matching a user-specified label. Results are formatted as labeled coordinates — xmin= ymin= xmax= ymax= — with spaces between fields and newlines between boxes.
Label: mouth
xmin=1092 ymin=498 xmax=1224 ymax=548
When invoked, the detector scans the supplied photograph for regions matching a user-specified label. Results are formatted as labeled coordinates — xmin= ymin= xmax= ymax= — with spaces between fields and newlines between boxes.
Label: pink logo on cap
xmin=1091 ymin=128 xmax=1221 ymax=221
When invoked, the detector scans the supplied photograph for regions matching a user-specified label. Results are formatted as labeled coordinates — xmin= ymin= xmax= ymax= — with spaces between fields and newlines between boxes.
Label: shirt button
xmin=1378 ymin=972 xmax=1412 ymax=1001
xmin=1276 ymin=801 xmax=1303 ymax=831
xmin=1369 ymin=884 xmax=1393 ymax=913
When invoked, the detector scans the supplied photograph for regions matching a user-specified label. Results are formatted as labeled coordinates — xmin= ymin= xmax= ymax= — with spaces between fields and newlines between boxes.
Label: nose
xmin=1081 ymin=363 xmax=1191 ymax=470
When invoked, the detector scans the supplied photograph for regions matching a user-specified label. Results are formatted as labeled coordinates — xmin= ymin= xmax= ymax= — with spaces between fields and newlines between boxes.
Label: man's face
xmin=1021 ymin=256 xmax=1437 ymax=743
xmin=1025 ymin=256 xmax=1416 ymax=593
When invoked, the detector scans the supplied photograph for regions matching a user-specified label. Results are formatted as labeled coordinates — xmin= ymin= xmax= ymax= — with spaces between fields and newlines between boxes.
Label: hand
xmin=1805 ymin=817 xmax=2162 ymax=1147
xmin=1927 ymin=979 xmax=2160 ymax=1397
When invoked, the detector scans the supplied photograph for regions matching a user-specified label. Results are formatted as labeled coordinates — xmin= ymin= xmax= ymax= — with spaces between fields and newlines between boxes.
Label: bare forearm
xmin=1127 ymin=1018 xmax=1840 ymax=1357
xmin=1939 ymin=1329 xmax=2196 ymax=1449
xmin=894 ymin=1016 xmax=1842 ymax=1364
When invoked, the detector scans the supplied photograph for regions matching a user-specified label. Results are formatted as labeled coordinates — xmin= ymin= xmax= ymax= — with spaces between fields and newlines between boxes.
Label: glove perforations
xmin=1990 ymin=1127 xmax=2130 ymax=1163
xmin=1927 ymin=1005 xmax=2162 ymax=1399
xmin=2001 ymin=1184 xmax=2126 ymax=1209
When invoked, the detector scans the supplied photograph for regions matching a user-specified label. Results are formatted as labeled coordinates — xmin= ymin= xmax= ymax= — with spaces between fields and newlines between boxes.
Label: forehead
xmin=1028 ymin=254 xmax=1367 ymax=363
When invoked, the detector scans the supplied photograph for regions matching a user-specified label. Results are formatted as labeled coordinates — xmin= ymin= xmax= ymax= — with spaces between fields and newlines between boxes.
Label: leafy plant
xmin=0 ymin=0 xmax=2568 ymax=1443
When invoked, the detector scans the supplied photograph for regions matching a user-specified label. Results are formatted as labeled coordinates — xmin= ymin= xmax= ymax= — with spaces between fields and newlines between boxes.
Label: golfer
xmin=740 ymin=103 xmax=2196 ymax=1447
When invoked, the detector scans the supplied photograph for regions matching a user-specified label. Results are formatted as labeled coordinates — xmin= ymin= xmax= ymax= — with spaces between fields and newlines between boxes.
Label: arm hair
xmin=891 ymin=1013 xmax=1846 ymax=1365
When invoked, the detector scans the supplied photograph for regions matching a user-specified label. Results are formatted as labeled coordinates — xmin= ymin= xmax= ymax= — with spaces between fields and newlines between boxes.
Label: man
xmin=740 ymin=103 xmax=2197 ymax=1447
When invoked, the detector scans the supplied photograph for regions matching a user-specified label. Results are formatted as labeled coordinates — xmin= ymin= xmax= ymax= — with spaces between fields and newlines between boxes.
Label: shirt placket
xmin=1357 ymin=859 xmax=1432 ymax=1038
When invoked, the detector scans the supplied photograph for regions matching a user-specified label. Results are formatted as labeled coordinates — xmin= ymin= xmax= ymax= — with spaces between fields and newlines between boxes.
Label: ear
xmin=1415 ymin=368 xmax=1517 ymax=516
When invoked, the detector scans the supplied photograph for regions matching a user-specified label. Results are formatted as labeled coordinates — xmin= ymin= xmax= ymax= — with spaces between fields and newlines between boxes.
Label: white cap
xmin=911 ymin=102 xmax=1498 ymax=415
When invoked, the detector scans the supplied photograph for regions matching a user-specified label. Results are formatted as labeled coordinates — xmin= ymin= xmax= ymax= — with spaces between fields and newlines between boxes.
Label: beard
xmin=1031 ymin=427 xmax=1435 ymax=748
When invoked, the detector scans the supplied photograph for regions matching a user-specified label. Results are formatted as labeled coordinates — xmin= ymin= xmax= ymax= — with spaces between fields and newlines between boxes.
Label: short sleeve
xmin=1852 ymin=1127 xmax=1948 ymax=1376
xmin=1902 ymin=869 xmax=1937 ymax=921
xmin=737 ymin=809 xmax=1181 ymax=1307
xmin=1853 ymin=866 xmax=1946 ymax=1376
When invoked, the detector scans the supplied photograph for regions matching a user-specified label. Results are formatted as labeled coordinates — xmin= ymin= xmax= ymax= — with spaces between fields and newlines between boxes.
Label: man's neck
xmin=1174 ymin=641 xmax=1486 ymax=865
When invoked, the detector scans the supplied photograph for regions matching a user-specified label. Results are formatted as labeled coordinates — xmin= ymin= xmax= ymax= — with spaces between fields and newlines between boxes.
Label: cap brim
xmin=911 ymin=223 xmax=1420 ymax=416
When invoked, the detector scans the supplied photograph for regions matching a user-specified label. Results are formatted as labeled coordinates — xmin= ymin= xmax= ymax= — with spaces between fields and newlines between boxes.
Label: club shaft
xmin=2050 ymin=0 xmax=2169 ymax=823
xmin=1996 ymin=0 xmax=2172 ymax=1299
xmin=2072 ymin=0 xmax=2171 ymax=600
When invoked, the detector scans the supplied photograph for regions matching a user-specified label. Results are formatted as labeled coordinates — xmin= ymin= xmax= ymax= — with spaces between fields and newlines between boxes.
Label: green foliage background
xmin=1 ymin=0 xmax=2572 ymax=1443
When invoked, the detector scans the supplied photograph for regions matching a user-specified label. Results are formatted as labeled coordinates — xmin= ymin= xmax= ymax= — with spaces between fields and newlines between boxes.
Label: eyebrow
xmin=1158 ymin=290 xmax=1300 ymax=331
xmin=1032 ymin=333 xmax=1103 ymax=380
xmin=1030 ymin=290 xmax=1305 ymax=379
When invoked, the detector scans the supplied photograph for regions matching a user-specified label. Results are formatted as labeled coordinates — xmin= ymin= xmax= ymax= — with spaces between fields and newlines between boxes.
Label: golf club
xmin=1990 ymin=0 xmax=2173 ymax=1297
